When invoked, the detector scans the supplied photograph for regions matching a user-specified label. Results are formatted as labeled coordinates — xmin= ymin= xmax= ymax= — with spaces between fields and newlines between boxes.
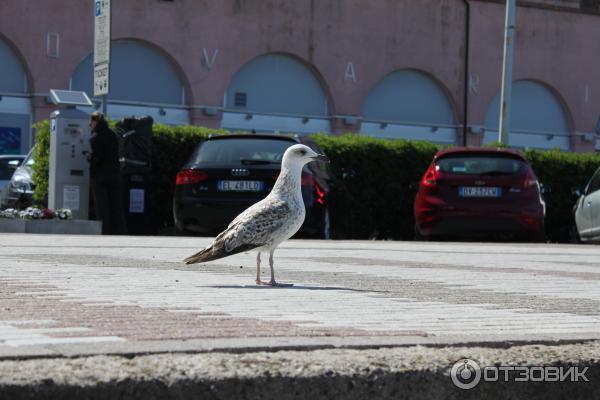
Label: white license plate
xmin=217 ymin=180 xmax=264 ymax=192
xmin=459 ymin=186 xmax=501 ymax=198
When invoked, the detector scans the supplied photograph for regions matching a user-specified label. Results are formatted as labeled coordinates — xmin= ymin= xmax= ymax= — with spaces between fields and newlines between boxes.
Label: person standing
xmin=87 ymin=111 xmax=127 ymax=235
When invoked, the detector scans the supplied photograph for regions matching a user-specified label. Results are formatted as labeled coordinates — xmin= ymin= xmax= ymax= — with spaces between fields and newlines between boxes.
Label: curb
xmin=0 ymin=344 xmax=598 ymax=400
xmin=0 ymin=219 xmax=101 ymax=234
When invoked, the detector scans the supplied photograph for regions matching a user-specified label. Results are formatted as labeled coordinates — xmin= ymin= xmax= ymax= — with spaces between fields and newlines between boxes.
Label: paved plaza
xmin=0 ymin=234 xmax=598 ymax=357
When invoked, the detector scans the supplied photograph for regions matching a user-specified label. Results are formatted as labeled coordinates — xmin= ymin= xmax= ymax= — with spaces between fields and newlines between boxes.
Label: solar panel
xmin=49 ymin=89 xmax=94 ymax=107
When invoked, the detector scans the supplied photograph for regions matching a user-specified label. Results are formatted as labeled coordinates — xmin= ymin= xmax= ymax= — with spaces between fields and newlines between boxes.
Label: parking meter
xmin=48 ymin=90 xmax=93 ymax=219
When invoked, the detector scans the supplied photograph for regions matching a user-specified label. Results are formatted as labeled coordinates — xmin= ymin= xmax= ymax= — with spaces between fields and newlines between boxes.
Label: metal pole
xmin=462 ymin=0 xmax=471 ymax=147
xmin=498 ymin=0 xmax=516 ymax=145
xmin=101 ymin=95 xmax=108 ymax=117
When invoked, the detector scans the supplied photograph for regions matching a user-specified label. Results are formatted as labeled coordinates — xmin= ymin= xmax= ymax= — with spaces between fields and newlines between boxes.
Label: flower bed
xmin=0 ymin=207 xmax=100 ymax=235
xmin=0 ymin=207 xmax=72 ymax=221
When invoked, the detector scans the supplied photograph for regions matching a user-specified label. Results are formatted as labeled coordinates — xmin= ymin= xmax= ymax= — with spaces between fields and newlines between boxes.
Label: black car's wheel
xmin=322 ymin=208 xmax=331 ymax=240
xmin=568 ymin=223 xmax=581 ymax=244
xmin=414 ymin=224 xmax=428 ymax=241
xmin=530 ymin=231 xmax=547 ymax=243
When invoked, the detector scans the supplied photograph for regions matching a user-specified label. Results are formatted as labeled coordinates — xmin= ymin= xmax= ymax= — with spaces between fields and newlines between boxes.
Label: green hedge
xmin=31 ymin=121 xmax=600 ymax=242
xmin=312 ymin=134 xmax=438 ymax=239
xmin=31 ymin=120 xmax=51 ymax=204
xmin=523 ymin=149 xmax=600 ymax=242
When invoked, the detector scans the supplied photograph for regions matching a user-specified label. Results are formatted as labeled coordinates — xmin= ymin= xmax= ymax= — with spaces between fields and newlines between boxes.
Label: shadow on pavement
xmin=200 ymin=285 xmax=381 ymax=293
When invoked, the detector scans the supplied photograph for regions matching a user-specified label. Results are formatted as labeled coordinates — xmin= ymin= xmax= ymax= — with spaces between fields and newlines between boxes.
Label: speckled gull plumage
xmin=183 ymin=144 xmax=326 ymax=285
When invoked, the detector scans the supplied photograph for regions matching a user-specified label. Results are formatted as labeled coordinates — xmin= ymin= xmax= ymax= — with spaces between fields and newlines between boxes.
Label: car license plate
xmin=217 ymin=180 xmax=264 ymax=192
xmin=459 ymin=186 xmax=501 ymax=198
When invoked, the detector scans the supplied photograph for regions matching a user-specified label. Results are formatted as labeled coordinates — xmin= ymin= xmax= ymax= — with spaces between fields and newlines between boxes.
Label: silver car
xmin=574 ymin=166 xmax=600 ymax=243
xmin=0 ymin=154 xmax=26 ymax=206
xmin=2 ymin=149 xmax=35 ymax=209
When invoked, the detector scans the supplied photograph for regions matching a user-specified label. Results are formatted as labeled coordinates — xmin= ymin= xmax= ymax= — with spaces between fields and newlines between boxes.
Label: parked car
xmin=2 ymin=148 xmax=35 ymax=209
xmin=414 ymin=147 xmax=546 ymax=241
xmin=173 ymin=133 xmax=331 ymax=238
xmin=0 ymin=154 xmax=26 ymax=206
xmin=572 ymin=166 xmax=600 ymax=243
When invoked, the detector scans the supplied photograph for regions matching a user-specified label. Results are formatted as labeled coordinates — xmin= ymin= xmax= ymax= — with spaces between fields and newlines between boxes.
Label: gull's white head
xmin=281 ymin=144 xmax=329 ymax=170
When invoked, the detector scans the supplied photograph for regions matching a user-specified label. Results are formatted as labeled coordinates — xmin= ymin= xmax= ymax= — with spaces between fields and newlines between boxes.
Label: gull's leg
xmin=268 ymin=249 xmax=293 ymax=287
xmin=255 ymin=252 xmax=264 ymax=285
xmin=255 ymin=251 xmax=274 ymax=285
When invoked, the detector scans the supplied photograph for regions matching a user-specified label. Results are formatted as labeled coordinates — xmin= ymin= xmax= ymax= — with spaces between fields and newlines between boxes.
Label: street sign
xmin=94 ymin=0 xmax=111 ymax=102
xmin=93 ymin=0 xmax=111 ymax=66
xmin=94 ymin=63 xmax=110 ymax=97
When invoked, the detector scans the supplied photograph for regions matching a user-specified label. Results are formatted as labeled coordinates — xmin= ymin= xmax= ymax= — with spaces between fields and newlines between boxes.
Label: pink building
xmin=0 ymin=0 xmax=599 ymax=154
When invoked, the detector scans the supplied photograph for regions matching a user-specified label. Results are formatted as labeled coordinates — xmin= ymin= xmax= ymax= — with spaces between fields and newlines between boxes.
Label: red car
xmin=414 ymin=147 xmax=545 ymax=241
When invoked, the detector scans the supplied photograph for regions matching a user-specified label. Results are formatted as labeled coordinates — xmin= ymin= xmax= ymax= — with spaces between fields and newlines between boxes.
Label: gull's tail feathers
xmin=183 ymin=245 xmax=220 ymax=264
xmin=183 ymin=231 xmax=258 ymax=265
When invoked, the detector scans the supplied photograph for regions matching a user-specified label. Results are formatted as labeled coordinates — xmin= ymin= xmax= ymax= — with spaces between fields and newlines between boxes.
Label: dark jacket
xmin=90 ymin=124 xmax=120 ymax=178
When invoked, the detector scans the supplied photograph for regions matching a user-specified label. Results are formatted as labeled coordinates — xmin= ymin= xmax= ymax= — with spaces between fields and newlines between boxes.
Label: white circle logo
xmin=451 ymin=358 xmax=481 ymax=389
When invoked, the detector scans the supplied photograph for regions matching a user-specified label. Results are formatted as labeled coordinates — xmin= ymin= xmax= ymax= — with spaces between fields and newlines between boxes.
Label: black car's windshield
xmin=436 ymin=155 xmax=527 ymax=176
xmin=191 ymin=138 xmax=295 ymax=164
xmin=240 ymin=159 xmax=278 ymax=165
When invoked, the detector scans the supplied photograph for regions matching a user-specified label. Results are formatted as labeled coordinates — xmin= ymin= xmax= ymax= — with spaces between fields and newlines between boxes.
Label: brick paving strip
xmin=0 ymin=280 xmax=422 ymax=344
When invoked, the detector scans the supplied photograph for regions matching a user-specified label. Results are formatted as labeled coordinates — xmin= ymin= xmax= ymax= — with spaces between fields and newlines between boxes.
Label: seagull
xmin=183 ymin=144 xmax=329 ymax=287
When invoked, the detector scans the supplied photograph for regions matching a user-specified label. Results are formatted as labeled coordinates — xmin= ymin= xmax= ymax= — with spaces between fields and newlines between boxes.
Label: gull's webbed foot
xmin=267 ymin=279 xmax=294 ymax=287
xmin=254 ymin=279 xmax=293 ymax=287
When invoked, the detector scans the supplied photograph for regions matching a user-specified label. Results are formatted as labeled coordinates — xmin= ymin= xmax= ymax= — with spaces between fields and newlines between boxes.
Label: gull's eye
xmin=298 ymin=149 xmax=306 ymax=156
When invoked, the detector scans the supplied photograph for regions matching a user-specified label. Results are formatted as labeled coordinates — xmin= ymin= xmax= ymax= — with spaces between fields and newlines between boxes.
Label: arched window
xmin=360 ymin=69 xmax=456 ymax=144
xmin=222 ymin=53 xmax=331 ymax=134
xmin=484 ymin=80 xmax=571 ymax=150
xmin=0 ymin=37 xmax=32 ymax=154
xmin=71 ymin=40 xmax=189 ymax=125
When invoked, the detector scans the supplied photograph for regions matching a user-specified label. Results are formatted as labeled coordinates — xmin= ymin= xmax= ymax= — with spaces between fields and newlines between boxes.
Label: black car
xmin=173 ymin=134 xmax=331 ymax=238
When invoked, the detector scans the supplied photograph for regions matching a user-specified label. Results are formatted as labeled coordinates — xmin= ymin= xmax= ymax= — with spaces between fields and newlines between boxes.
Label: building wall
xmin=468 ymin=0 xmax=600 ymax=150
xmin=0 ymin=0 xmax=599 ymax=151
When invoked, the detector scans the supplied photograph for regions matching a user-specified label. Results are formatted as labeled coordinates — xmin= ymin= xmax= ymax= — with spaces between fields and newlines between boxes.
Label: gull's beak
xmin=312 ymin=154 xmax=330 ymax=163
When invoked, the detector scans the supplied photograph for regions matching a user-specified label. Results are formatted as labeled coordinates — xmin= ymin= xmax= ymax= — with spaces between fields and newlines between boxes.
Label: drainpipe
xmin=462 ymin=0 xmax=471 ymax=147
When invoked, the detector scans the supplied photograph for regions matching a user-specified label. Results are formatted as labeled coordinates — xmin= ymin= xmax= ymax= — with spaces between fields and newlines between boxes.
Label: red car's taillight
xmin=421 ymin=164 xmax=438 ymax=188
xmin=302 ymin=172 xmax=326 ymax=205
xmin=176 ymin=169 xmax=208 ymax=185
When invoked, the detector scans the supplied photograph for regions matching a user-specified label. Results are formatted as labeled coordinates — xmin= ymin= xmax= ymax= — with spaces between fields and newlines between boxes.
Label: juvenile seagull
xmin=183 ymin=144 xmax=328 ymax=286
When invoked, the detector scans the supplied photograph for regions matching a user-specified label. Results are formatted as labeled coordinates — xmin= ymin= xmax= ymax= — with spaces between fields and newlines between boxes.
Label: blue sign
xmin=0 ymin=127 xmax=21 ymax=155
xmin=95 ymin=0 xmax=102 ymax=16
